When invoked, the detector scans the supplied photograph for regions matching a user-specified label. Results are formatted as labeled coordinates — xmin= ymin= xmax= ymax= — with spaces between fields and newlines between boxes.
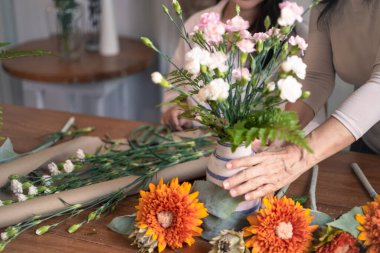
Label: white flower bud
xmin=28 ymin=185 xmax=38 ymax=196
xmin=151 ymin=72 xmax=163 ymax=84
xmin=10 ymin=179 xmax=23 ymax=194
xmin=63 ymin=160 xmax=75 ymax=173
xmin=76 ymin=149 xmax=85 ymax=160
xmin=1 ymin=232 xmax=8 ymax=241
xmin=16 ymin=194 xmax=27 ymax=202
xmin=48 ymin=162 xmax=61 ymax=176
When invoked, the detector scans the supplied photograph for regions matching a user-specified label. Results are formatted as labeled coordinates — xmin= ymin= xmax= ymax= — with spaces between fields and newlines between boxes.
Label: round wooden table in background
xmin=1 ymin=36 xmax=154 ymax=116
xmin=2 ymin=36 xmax=154 ymax=84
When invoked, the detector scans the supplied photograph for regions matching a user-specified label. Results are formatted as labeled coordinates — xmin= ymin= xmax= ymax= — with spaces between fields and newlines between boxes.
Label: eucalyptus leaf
xmin=327 ymin=206 xmax=363 ymax=238
xmin=107 ymin=214 xmax=136 ymax=235
xmin=310 ymin=210 xmax=333 ymax=226
xmin=0 ymin=138 xmax=20 ymax=163
xmin=192 ymin=180 xmax=243 ymax=219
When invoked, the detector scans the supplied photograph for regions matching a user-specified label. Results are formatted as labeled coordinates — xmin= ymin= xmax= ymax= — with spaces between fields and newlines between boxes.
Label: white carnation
xmin=10 ymin=179 xmax=23 ymax=194
xmin=281 ymin=56 xmax=307 ymax=79
xmin=48 ymin=162 xmax=61 ymax=176
xmin=28 ymin=185 xmax=38 ymax=196
xmin=208 ymin=52 xmax=228 ymax=72
xmin=197 ymin=78 xmax=229 ymax=102
xmin=63 ymin=160 xmax=75 ymax=173
xmin=76 ymin=149 xmax=85 ymax=160
xmin=288 ymin=35 xmax=308 ymax=54
xmin=184 ymin=47 xmax=210 ymax=75
xmin=16 ymin=193 xmax=27 ymax=202
xmin=277 ymin=76 xmax=303 ymax=103
xmin=278 ymin=2 xmax=304 ymax=27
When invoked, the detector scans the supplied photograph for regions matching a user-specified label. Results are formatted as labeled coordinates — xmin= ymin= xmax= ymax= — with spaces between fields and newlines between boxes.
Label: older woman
xmin=223 ymin=0 xmax=380 ymax=201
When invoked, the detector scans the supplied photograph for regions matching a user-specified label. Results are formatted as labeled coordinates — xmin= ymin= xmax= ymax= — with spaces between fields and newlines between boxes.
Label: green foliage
xmin=225 ymin=108 xmax=311 ymax=152
xmin=0 ymin=49 xmax=52 ymax=59
xmin=53 ymin=0 xmax=79 ymax=37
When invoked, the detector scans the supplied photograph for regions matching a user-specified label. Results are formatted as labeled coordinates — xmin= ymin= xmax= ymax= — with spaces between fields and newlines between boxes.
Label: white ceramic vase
xmin=99 ymin=0 xmax=119 ymax=56
xmin=207 ymin=141 xmax=261 ymax=213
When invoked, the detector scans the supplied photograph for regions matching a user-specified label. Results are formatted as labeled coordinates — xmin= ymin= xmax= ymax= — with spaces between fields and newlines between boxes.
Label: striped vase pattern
xmin=206 ymin=141 xmax=261 ymax=213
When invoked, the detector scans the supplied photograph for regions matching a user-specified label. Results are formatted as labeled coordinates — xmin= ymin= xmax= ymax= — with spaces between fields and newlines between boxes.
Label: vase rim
xmin=217 ymin=140 xmax=246 ymax=148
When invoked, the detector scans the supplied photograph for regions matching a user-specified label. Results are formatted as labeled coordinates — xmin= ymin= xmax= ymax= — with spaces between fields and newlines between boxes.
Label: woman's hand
xmin=160 ymin=106 xmax=193 ymax=131
xmin=223 ymin=145 xmax=309 ymax=201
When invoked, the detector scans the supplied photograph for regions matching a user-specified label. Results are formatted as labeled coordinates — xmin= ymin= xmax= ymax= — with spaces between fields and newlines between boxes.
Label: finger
xmin=223 ymin=166 xmax=266 ymax=190
xmin=229 ymin=175 xmax=270 ymax=197
xmin=170 ymin=115 xmax=183 ymax=131
xmin=251 ymin=139 xmax=263 ymax=153
xmin=226 ymin=154 xmax=265 ymax=170
xmin=179 ymin=118 xmax=192 ymax=129
xmin=245 ymin=184 xmax=276 ymax=200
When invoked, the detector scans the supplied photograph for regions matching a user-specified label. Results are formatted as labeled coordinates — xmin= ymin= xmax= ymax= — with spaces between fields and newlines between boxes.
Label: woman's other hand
xmin=223 ymin=145 xmax=309 ymax=201
xmin=160 ymin=106 xmax=193 ymax=131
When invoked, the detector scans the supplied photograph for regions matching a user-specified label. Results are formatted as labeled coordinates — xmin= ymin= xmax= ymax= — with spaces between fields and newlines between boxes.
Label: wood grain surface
xmin=1 ymin=104 xmax=379 ymax=253
xmin=1 ymin=37 xmax=153 ymax=84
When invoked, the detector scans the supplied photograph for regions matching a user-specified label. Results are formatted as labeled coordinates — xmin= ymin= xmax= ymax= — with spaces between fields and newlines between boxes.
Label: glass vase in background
xmin=46 ymin=2 xmax=84 ymax=60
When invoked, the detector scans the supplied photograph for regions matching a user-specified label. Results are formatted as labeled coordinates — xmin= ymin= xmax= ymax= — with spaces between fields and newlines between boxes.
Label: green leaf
xmin=327 ymin=206 xmax=363 ymax=238
xmin=292 ymin=195 xmax=308 ymax=205
xmin=0 ymin=49 xmax=52 ymax=60
xmin=0 ymin=138 xmax=20 ymax=163
xmin=311 ymin=210 xmax=333 ymax=226
xmin=191 ymin=180 xmax=243 ymax=219
xmin=107 ymin=214 xmax=136 ymax=235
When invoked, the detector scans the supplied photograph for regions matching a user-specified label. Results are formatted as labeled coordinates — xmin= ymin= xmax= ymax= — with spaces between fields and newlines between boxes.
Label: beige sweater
xmin=303 ymin=1 xmax=380 ymax=153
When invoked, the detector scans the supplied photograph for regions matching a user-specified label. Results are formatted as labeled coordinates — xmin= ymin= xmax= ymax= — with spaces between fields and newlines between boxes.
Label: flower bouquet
xmin=145 ymin=0 xmax=314 ymax=152
xmin=142 ymin=0 xmax=318 ymax=236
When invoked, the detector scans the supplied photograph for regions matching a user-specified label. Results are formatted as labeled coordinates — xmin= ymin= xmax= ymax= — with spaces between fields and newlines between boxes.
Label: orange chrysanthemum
xmin=315 ymin=232 xmax=359 ymax=253
xmin=135 ymin=178 xmax=208 ymax=252
xmin=244 ymin=196 xmax=317 ymax=253
xmin=356 ymin=195 xmax=380 ymax=253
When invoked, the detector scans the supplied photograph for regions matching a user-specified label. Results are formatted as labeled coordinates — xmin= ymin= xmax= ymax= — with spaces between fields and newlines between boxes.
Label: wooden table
xmin=1 ymin=37 xmax=153 ymax=116
xmin=1 ymin=104 xmax=379 ymax=253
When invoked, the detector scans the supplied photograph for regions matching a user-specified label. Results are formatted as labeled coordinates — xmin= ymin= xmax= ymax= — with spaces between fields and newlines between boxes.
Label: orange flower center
xmin=275 ymin=221 xmax=293 ymax=240
xmin=157 ymin=211 xmax=174 ymax=229
xmin=334 ymin=245 xmax=349 ymax=253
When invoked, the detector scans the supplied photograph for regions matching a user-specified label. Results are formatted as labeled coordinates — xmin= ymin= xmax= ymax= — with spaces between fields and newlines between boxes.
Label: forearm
xmin=301 ymin=116 xmax=356 ymax=168
xmin=285 ymin=100 xmax=315 ymax=128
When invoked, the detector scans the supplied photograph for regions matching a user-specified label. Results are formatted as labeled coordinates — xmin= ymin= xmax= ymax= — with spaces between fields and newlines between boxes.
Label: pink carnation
xmin=236 ymin=39 xmax=255 ymax=53
xmin=226 ymin=15 xmax=249 ymax=32
xmin=232 ymin=67 xmax=251 ymax=81
xmin=192 ymin=12 xmax=225 ymax=45
xmin=252 ymin=32 xmax=269 ymax=42
xmin=239 ymin=30 xmax=252 ymax=39
xmin=288 ymin=35 xmax=308 ymax=55
xmin=278 ymin=1 xmax=304 ymax=26
xmin=194 ymin=12 xmax=221 ymax=31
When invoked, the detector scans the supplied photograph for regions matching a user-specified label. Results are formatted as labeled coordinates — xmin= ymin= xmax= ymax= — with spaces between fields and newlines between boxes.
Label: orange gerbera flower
xmin=244 ymin=196 xmax=317 ymax=253
xmin=315 ymin=232 xmax=359 ymax=253
xmin=135 ymin=178 xmax=208 ymax=252
xmin=356 ymin=196 xmax=380 ymax=253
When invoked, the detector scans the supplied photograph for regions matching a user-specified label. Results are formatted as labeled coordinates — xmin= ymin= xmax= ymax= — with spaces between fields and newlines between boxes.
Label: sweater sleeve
xmin=332 ymin=45 xmax=380 ymax=139
xmin=302 ymin=7 xmax=336 ymax=115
